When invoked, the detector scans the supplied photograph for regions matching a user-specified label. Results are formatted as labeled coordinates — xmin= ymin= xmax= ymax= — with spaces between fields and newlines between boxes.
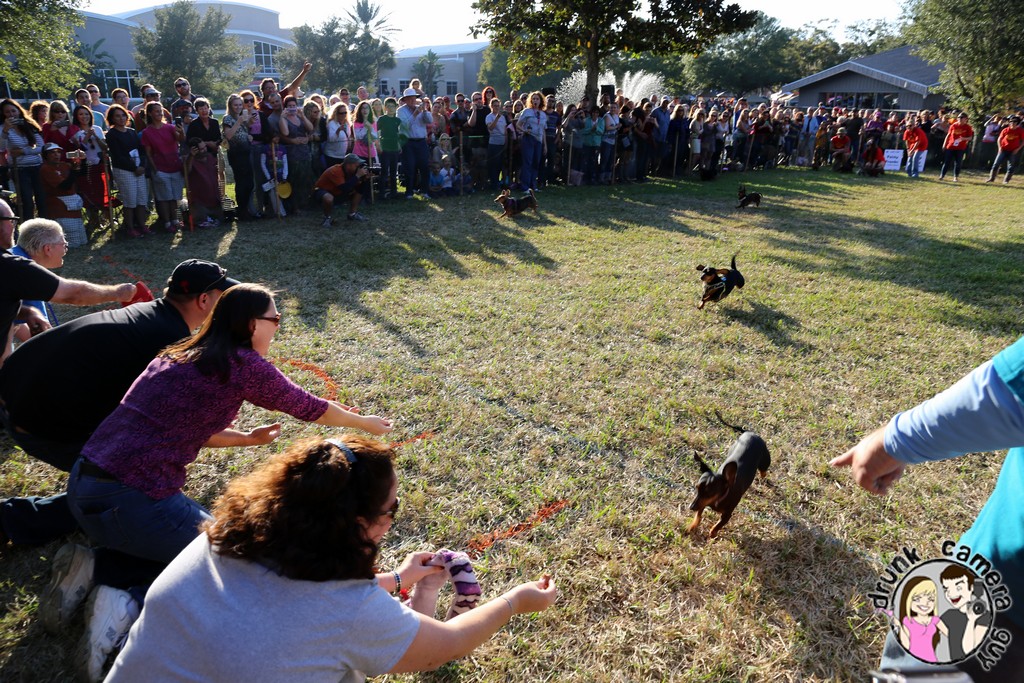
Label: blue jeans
xmin=940 ymin=148 xmax=964 ymax=178
xmin=0 ymin=405 xmax=82 ymax=545
xmin=487 ymin=143 xmax=505 ymax=188
xmin=520 ymin=135 xmax=541 ymax=189
xmin=16 ymin=164 xmax=45 ymax=219
xmin=402 ymin=139 xmax=429 ymax=195
xmin=68 ymin=459 xmax=210 ymax=565
xmin=990 ymin=149 xmax=1019 ymax=181
xmin=906 ymin=150 xmax=925 ymax=177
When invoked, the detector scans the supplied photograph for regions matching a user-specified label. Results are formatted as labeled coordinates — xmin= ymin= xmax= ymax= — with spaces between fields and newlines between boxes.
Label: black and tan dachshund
xmin=696 ymin=254 xmax=745 ymax=310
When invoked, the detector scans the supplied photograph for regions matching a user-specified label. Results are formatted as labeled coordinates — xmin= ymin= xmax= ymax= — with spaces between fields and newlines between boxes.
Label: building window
xmin=378 ymin=79 xmax=388 ymax=96
xmin=446 ymin=81 xmax=458 ymax=96
xmin=399 ymin=80 xmax=410 ymax=93
xmin=92 ymin=69 xmax=141 ymax=98
xmin=253 ymin=41 xmax=280 ymax=75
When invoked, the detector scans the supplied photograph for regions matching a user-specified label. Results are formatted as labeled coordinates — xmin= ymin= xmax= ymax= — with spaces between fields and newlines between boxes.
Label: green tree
xmin=784 ymin=21 xmax=844 ymax=78
xmin=478 ymin=45 xmax=512 ymax=95
xmin=841 ymin=20 xmax=905 ymax=60
xmin=471 ymin=0 xmax=757 ymax=101
xmin=0 ymin=0 xmax=90 ymax=94
xmin=277 ymin=17 xmax=392 ymax=94
xmin=77 ymin=38 xmax=117 ymax=93
xmin=345 ymin=0 xmax=396 ymax=91
xmin=411 ymin=50 xmax=444 ymax=96
xmin=906 ymin=0 xmax=1024 ymax=121
xmin=133 ymin=1 xmax=251 ymax=104
xmin=688 ymin=12 xmax=797 ymax=96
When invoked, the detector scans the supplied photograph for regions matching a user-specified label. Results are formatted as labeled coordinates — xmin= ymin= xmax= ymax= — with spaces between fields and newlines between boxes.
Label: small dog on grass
xmin=494 ymin=188 xmax=539 ymax=218
xmin=688 ymin=411 xmax=771 ymax=538
xmin=696 ymin=254 xmax=745 ymax=310
xmin=736 ymin=185 xmax=762 ymax=208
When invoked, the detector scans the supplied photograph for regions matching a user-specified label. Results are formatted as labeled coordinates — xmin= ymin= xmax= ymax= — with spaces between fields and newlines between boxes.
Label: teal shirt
xmin=961 ymin=337 xmax=1024 ymax=628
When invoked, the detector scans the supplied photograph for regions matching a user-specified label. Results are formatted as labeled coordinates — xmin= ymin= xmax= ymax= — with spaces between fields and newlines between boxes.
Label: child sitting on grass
xmin=453 ymin=162 xmax=474 ymax=195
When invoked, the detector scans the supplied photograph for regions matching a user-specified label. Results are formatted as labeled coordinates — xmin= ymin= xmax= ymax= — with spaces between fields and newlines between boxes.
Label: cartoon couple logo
xmin=882 ymin=561 xmax=993 ymax=664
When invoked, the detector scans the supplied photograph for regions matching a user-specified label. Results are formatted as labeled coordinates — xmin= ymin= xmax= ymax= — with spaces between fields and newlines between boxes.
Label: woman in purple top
xmin=46 ymin=283 xmax=392 ymax=682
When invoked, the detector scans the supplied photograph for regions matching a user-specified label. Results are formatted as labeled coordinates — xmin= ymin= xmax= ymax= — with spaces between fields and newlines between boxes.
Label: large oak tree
xmin=472 ymin=0 xmax=757 ymax=101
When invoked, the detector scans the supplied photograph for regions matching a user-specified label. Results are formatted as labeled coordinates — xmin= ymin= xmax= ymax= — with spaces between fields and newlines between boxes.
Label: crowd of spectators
xmin=3 ymin=68 xmax=1022 ymax=244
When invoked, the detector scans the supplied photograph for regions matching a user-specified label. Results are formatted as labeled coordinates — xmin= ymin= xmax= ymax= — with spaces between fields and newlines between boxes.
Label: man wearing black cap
xmin=0 ymin=259 xmax=238 ymax=547
xmin=313 ymin=154 xmax=371 ymax=226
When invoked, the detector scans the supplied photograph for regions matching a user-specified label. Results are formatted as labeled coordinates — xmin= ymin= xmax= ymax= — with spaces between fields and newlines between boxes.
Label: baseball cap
xmin=142 ymin=86 xmax=160 ymax=96
xmin=42 ymin=142 xmax=63 ymax=153
xmin=341 ymin=153 xmax=362 ymax=164
xmin=167 ymin=259 xmax=239 ymax=295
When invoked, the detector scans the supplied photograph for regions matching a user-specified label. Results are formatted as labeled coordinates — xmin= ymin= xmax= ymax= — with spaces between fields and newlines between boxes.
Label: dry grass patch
xmin=2 ymin=169 xmax=1022 ymax=681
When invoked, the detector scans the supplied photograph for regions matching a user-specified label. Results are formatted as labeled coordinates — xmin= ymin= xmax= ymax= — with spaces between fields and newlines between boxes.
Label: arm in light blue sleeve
xmin=884 ymin=360 xmax=1024 ymax=464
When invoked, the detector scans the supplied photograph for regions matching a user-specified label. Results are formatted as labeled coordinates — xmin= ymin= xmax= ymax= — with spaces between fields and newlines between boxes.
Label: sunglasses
xmin=175 ymin=82 xmax=188 ymax=88
xmin=383 ymin=496 xmax=400 ymax=519
xmin=257 ymin=313 xmax=282 ymax=326
xmin=243 ymin=98 xmax=254 ymax=103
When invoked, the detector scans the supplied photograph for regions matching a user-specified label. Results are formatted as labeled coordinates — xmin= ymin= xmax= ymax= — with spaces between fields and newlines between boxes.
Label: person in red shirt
xmin=313 ymin=153 xmax=371 ymax=226
xmin=859 ymin=138 xmax=886 ymax=177
xmin=829 ymin=126 xmax=852 ymax=171
xmin=940 ymin=112 xmax=974 ymax=181
xmin=987 ymin=115 xmax=1023 ymax=184
xmin=903 ymin=115 xmax=928 ymax=178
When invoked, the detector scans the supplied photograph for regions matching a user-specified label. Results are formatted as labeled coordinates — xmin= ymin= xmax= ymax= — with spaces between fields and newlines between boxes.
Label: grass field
xmin=1 ymin=167 xmax=1022 ymax=682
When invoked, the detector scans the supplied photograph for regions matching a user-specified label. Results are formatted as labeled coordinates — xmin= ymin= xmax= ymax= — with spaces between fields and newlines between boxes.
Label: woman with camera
xmin=140 ymin=102 xmax=185 ymax=232
xmin=221 ymin=94 xmax=255 ymax=221
xmin=278 ymin=95 xmax=314 ymax=215
xmin=67 ymin=105 xmax=110 ymax=237
xmin=1 ymin=99 xmax=47 ymax=219
xmin=105 ymin=105 xmax=149 ymax=237
xmin=106 ymin=434 xmax=557 ymax=682
xmin=39 ymin=142 xmax=88 ymax=247
xmin=42 ymin=101 xmax=75 ymax=161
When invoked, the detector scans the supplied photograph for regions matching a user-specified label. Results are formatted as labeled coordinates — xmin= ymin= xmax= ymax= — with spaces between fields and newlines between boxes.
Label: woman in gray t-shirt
xmin=107 ymin=435 xmax=557 ymax=682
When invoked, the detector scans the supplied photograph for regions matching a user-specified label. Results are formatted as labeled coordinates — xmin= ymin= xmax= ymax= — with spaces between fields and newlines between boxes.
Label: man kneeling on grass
xmin=314 ymin=153 xmax=371 ymax=227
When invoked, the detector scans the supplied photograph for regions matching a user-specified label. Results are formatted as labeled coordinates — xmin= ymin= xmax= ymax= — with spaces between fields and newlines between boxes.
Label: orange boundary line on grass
xmin=389 ymin=430 xmax=437 ymax=450
xmin=269 ymin=357 xmax=340 ymax=401
xmin=101 ymin=254 xmax=149 ymax=287
xmin=467 ymin=499 xmax=571 ymax=558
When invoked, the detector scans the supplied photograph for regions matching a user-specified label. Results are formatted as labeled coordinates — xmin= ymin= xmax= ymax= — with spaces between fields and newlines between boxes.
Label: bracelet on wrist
xmin=501 ymin=596 xmax=514 ymax=616
xmin=392 ymin=570 xmax=402 ymax=595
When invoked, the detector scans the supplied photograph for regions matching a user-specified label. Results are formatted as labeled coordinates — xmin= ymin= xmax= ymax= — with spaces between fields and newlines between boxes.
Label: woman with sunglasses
xmin=106 ymin=435 xmax=557 ymax=682
xmin=47 ymin=283 xmax=393 ymax=681
xmin=222 ymin=93 xmax=256 ymax=221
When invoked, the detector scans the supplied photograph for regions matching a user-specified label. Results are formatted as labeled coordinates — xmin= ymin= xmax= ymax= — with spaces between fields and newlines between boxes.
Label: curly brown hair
xmin=203 ymin=436 xmax=396 ymax=581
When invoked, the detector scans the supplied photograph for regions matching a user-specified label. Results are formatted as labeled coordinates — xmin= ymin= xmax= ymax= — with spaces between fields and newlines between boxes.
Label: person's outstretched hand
xmin=505 ymin=574 xmax=557 ymax=614
xmin=831 ymin=426 xmax=906 ymax=495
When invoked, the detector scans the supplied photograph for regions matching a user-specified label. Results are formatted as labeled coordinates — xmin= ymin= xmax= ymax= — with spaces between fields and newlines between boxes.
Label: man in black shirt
xmin=0 ymin=202 xmax=137 ymax=366
xmin=0 ymin=259 xmax=238 ymax=545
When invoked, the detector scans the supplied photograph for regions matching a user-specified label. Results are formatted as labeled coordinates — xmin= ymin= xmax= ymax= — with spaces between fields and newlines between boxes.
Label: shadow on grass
xmin=0 ymin=541 xmax=73 ymax=683
xmin=718 ymin=299 xmax=809 ymax=351
xmin=735 ymin=519 xmax=880 ymax=680
xmin=759 ymin=211 xmax=1024 ymax=334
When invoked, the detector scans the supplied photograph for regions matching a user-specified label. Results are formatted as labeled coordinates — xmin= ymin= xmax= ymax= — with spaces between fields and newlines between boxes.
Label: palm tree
xmin=411 ymin=50 xmax=444 ymax=97
xmin=77 ymin=38 xmax=117 ymax=93
xmin=346 ymin=0 xmax=395 ymax=41
xmin=346 ymin=1 xmax=396 ymax=96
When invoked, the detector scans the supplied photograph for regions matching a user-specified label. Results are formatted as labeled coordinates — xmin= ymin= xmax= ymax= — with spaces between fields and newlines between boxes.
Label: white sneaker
xmin=40 ymin=543 xmax=95 ymax=633
xmin=76 ymin=586 xmax=140 ymax=683
xmin=321 ymin=216 xmax=334 ymax=228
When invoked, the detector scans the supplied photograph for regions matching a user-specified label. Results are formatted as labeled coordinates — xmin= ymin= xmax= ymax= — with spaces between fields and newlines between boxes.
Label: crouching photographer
xmin=313 ymin=153 xmax=371 ymax=227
